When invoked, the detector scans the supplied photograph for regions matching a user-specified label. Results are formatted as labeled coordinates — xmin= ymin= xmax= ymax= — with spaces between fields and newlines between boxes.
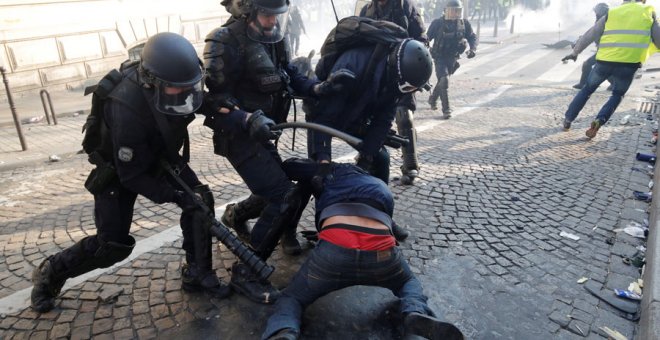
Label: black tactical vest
xmin=431 ymin=19 xmax=466 ymax=58
xmin=221 ymin=19 xmax=291 ymax=123
xmin=364 ymin=0 xmax=409 ymax=31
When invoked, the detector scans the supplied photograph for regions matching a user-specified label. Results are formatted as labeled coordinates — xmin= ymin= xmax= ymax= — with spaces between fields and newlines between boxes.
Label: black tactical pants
xmin=224 ymin=132 xmax=299 ymax=260
xmin=49 ymin=165 xmax=202 ymax=280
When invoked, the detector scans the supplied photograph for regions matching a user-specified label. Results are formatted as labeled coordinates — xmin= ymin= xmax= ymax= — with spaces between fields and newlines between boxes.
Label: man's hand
xmin=173 ymin=190 xmax=200 ymax=213
xmin=314 ymin=68 xmax=356 ymax=96
xmin=310 ymin=161 xmax=333 ymax=195
xmin=203 ymin=94 xmax=240 ymax=114
xmin=246 ymin=110 xmax=280 ymax=142
xmin=466 ymin=50 xmax=476 ymax=59
xmin=562 ymin=53 xmax=577 ymax=63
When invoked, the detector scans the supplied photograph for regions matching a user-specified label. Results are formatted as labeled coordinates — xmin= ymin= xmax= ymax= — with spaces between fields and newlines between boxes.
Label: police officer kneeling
xmin=31 ymin=32 xmax=231 ymax=313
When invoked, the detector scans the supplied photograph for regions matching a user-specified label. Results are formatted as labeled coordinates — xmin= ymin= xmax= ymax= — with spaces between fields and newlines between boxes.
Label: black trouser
xmin=224 ymin=131 xmax=299 ymax=260
xmin=429 ymin=57 xmax=456 ymax=113
xmin=49 ymin=165 xmax=202 ymax=280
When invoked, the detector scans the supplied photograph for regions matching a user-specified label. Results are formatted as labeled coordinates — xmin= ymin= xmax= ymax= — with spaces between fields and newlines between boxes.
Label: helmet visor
xmin=247 ymin=9 xmax=289 ymax=43
xmin=154 ymin=80 xmax=204 ymax=116
xmin=444 ymin=7 xmax=463 ymax=20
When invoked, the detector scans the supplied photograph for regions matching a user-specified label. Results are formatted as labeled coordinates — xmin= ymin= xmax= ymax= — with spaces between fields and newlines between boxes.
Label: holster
xmin=84 ymin=164 xmax=117 ymax=195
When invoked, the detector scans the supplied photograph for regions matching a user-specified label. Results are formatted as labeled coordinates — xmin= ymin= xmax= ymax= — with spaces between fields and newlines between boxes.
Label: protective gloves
xmin=246 ymin=110 xmax=281 ymax=143
xmin=314 ymin=68 xmax=357 ymax=96
xmin=562 ymin=54 xmax=577 ymax=63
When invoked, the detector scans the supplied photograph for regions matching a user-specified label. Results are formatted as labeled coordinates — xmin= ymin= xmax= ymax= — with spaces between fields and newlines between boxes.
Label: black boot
xmin=31 ymin=258 xmax=65 ymax=313
xmin=403 ymin=312 xmax=464 ymax=340
xmin=222 ymin=195 xmax=267 ymax=242
xmin=267 ymin=328 xmax=300 ymax=340
xmin=181 ymin=263 xmax=231 ymax=299
xmin=392 ymin=220 xmax=410 ymax=242
xmin=438 ymin=77 xmax=451 ymax=119
xmin=230 ymin=262 xmax=280 ymax=304
xmin=396 ymin=106 xmax=420 ymax=186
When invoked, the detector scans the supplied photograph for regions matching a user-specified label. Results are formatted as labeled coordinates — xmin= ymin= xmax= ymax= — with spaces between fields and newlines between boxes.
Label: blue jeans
xmin=565 ymin=62 xmax=638 ymax=125
xmin=261 ymin=241 xmax=435 ymax=339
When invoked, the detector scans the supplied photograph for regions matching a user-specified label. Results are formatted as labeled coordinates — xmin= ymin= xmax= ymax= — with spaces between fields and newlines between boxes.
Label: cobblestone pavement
xmin=0 ymin=76 xmax=655 ymax=339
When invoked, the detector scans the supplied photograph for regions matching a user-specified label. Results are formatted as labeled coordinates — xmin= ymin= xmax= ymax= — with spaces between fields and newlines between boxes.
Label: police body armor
xmin=363 ymin=0 xmax=409 ymax=31
xmin=205 ymin=19 xmax=292 ymax=124
xmin=431 ymin=19 xmax=466 ymax=59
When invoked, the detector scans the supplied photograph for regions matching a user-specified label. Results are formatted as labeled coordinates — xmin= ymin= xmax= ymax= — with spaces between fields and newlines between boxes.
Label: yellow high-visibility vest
xmin=597 ymin=2 xmax=655 ymax=63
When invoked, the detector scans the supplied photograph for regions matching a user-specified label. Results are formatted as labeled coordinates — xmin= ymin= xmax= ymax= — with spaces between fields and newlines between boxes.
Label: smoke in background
xmin=505 ymin=0 xmax=659 ymax=37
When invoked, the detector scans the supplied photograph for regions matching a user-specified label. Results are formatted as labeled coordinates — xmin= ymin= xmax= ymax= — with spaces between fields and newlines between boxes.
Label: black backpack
xmin=82 ymin=60 xmax=139 ymax=164
xmin=315 ymin=16 xmax=408 ymax=81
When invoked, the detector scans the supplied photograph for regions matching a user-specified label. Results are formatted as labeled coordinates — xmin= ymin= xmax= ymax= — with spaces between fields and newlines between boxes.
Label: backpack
xmin=315 ymin=16 xmax=408 ymax=81
xmin=82 ymin=60 xmax=139 ymax=164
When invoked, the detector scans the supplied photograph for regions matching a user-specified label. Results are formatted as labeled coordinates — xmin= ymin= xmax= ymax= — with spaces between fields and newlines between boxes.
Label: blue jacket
xmin=308 ymin=46 xmax=400 ymax=161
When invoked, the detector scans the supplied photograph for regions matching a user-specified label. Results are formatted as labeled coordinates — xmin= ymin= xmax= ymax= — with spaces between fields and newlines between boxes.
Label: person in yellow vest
xmin=561 ymin=0 xmax=660 ymax=139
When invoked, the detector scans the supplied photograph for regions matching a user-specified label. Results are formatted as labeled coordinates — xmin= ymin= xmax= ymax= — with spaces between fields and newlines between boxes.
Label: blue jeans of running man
xmin=261 ymin=240 xmax=435 ymax=339
xmin=564 ymin=62 xmax=638 ymax=125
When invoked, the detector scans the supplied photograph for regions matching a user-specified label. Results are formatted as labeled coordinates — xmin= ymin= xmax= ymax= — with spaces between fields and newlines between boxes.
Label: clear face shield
xmin=247 ymin=9 xmax=289 ymax=43
xmin=152 ymin=75 xmax=204 ymax=116
xmin=444 ymin=7 xmax=463 ymax=20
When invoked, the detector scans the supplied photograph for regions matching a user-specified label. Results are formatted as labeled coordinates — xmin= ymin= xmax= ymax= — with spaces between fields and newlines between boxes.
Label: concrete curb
xmin=640 ymin=141 xmax=660 ymax=339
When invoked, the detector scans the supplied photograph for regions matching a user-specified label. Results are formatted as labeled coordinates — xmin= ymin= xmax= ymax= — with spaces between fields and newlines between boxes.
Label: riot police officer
xmin=359 ymin=0 xmax=427 ymax=185
xmin=305 ymin=37 xmax=433 ymax=242
xmin=31 ymin=32 xmax=231 ymax=313
xmin=203 ymin=0 xmax=347 ymax=304
xmin=427 ymin=0 xmax=477 ymax=119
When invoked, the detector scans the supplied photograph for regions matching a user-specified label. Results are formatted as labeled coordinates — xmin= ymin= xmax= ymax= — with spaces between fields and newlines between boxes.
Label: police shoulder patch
xmin=118 ymin=147 xmax=134 ymax=162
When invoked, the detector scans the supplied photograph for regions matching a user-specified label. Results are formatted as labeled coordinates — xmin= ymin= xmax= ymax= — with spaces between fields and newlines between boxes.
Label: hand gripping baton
xmin=162 ymin=162 xmax=274 ymax=281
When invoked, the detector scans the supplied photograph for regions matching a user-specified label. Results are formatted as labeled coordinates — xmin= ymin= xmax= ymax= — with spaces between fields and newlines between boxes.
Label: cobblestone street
xmin=0 ymin=75 xmax=656 ymax=339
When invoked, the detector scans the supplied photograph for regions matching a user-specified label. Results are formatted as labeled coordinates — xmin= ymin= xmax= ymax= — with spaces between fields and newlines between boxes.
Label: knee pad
xmin=95 ymin=236 xmax=136 ymax=268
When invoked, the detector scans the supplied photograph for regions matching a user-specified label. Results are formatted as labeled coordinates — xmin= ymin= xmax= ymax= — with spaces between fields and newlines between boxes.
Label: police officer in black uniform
xmin=360 ymin=0 xmax=428 ymax=186
xmin=427 ymin=0 xmax=477 ymax=119
xmin=203 ymin=0 xmax=349 ymax=304
xmin=31 ymin=32 xmax=231 ymax=313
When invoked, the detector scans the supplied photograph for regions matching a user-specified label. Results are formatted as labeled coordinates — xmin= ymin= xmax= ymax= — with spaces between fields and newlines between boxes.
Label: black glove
xmin=310 ymin=162 xmax=333 ymax=195
xmin=466 ymin=50 xmax=476 ymax=59
xmin=562 ymin=54 xmax=577 ymax=63
xmin=301 ymin=230 xmax=319 ymax=242
xmin=202 ymin=93 xmax=240 ymax=114
xmin=173 ymin=190 xmax=200 ymax=213
xmin=315 ymin=68 xmax=356 ymax=96
xmin=355 ymin=154 xmax=374 ymax=173
xmin=246 ymin=110 xmax=280 ymax=142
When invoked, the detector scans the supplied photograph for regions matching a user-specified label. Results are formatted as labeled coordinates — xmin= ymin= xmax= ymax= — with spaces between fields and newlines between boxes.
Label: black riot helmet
xmin=593 ymin=3 xmax=609 ymax=20
xmin=139 ymin=32 xmax=204 ymax=116
xmin=221 ymin=0 xmax=252 ymax=19
xmin=391 ymin=39 xmax=433 ymax=93
xmin=444 ymin=0 xmax=463 ymax=20
xmin=247 ymin=0 xmax=290 ymax=43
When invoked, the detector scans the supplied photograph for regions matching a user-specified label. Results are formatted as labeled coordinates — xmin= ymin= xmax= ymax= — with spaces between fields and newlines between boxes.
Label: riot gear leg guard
xmin=395 ymin=106 xmax=419 ymax=185
xmin=438 ymin=76 xmax=451 ymax=118
xmin=32 ymin=235 xmax=135 ymax=312
xmin=181 ymin=209 xmax=231 ymax=299
xmin=222 ymin=194 xmax=267 ymax=242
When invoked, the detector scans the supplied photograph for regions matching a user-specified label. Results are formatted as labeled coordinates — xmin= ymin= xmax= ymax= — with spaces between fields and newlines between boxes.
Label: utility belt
xmin=84 ymin=151 xmax=117 ymax=195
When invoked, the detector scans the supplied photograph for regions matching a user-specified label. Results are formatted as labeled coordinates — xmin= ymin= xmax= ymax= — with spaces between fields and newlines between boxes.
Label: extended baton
xmin=162 ymin=162 xmax=274 ymax=281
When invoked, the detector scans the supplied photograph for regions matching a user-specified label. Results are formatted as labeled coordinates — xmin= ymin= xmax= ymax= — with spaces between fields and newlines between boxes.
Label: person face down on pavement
xmin=30 ymin=32 xmax=231 ymax=314
xmin=202 ymin=0 xmax=350 ymax=304
xmin=561 ymin=0 xmax=660 ymax=139
xmin=426 ymin=0 xmax=478 ymax=119
xmin=261 ymin=160 xmax=464 ymax=340
xmin=359 ymin=0 xmax=428 ymax=186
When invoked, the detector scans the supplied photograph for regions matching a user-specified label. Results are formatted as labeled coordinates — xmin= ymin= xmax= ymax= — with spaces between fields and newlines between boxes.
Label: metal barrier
xmin=0 ymin=66 xmax=27 ymax=151
xmin=39 ymin=89 xmax=57 ymax=125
